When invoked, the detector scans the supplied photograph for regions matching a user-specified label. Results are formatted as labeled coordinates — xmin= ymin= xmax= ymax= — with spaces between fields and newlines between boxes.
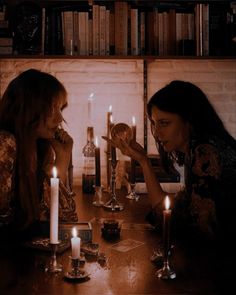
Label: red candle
xmin=111 ymin=145 xmax=116 ymax=163
xmin=130 ymin=116 xmax=136 ymax=183
xmin=131 ymin=116 xmax=136 ymax=140
xmin=95 ymin=136 xmax=101 ymax=186
xmin=163 ymin=196 xmax=171 ymax=259
xmin=107 ymin=105 xmax=112 ymax=138
xmin=109 ymin=115 xmax=116 ymax=162
xmin=109 ymin=114 xmax=114 ymax=139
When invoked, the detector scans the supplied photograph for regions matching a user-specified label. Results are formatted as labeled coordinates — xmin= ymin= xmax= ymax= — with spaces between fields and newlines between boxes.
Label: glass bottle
xmin=82 ymin=126 xmax=96 ymax=193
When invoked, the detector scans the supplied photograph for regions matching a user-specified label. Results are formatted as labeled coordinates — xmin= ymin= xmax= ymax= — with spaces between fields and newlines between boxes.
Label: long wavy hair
xmin=0 ymin=69 xmax=67 ymax=229
xmin=147 ymin=80 xmax=236 ymax=171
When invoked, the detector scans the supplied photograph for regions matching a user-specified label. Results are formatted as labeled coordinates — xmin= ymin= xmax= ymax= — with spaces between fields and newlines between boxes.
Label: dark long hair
xmin=0 ymin=69 xmax=67 ymax=229
xmin=147 ymin=80 xmax=236 ymax=169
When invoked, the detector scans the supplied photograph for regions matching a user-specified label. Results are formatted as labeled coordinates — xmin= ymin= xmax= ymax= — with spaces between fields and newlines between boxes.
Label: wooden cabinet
xmin=0 ymin=1 xmax=235 ymax=57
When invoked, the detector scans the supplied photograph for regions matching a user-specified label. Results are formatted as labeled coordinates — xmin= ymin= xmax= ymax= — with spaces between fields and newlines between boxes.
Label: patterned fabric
xmin=39 ymin=177 xmax=78 ymax=222
xmin=0 ymin=131 xmax=78 ymax=226
xmin=0 ymin=131 xmax=16 ymax=225
xmin=146 ymin=135 xmax=236 ymax=239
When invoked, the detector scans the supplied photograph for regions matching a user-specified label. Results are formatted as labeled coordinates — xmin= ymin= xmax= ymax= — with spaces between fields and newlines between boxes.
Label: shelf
xmin=0 ymin=1 xmax=235 ymax=57
xmin=0 ymin=55 xmax=235 ymax=60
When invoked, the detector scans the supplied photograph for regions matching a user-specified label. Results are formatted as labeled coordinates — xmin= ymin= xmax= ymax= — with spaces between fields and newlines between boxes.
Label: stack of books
xmin=0 ymin=3 xmax=12 ymax=55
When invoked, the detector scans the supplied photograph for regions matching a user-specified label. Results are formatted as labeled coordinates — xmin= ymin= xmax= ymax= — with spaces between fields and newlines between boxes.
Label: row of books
xmin=44 ymin=2 xmax=236 ymax=56
xmin=0 ymin=3 xmax=13 ymax=54
xmin=1 ymin=1 xmax=236 ymax=56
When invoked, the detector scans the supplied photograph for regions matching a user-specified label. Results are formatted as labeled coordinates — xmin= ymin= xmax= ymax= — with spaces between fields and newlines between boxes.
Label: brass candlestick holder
xmin=156 ymin=253 xmax=176 ymax=280
xmin=104 ymin=159 xmax=124 ymax=211
xmin=45 ymin=242 xmax=63 ymax=273
xmin=156 ymin=200 xmax=176 ymax=280
xmin=68 ymin=257 xmax=80 ymax=277
xmin=64 ymin=256 xmax=89 ymax=279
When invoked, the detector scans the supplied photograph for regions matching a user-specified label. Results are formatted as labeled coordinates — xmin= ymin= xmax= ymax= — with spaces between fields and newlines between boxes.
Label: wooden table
xmin=0 ymin=186 xmax=233 ymax=295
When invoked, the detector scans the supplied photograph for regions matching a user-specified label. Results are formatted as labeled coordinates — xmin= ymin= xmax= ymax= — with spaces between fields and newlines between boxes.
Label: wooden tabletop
xmin=0 ymin=186 xmax=232 ymax=294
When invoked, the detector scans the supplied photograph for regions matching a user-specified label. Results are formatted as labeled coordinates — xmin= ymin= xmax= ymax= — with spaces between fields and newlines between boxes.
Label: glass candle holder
xmin=93 ymin=185 xmax=104 ymax=206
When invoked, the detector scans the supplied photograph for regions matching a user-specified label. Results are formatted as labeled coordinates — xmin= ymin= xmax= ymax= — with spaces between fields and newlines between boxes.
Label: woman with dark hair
xmin=0 ymin=69 xmax=78 ymax=235
xmin=104 ymin=80 xmax=236 ymax=240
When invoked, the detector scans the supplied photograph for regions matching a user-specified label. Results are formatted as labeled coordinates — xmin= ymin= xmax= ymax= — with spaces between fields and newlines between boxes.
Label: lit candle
xmin=50 ymin=166 xmax=59 ymax=244
xmin=106 ymin=106 xmax=113 ymax=188
xmin=111 ymin=145 xmax=117 ymax=163
xmin=71 ymin=227 xmax=81 ymax=259
xmin=163 ymin=195 xmax=171 ymax=259
xmin=95 ymin=136 xmax=101 ymax=186
xmin=107 ymin=105 xmax=112 ymax=138
xmin=110 ymin=115 xmax=116 ymax=163
xmin=130 ymin=116 xmax=136 ymax=183
xmin=131 ymin=116 xmax=136 ymax=141
xmin=88 ymin=92 xmax=94 ymax=126
xmin=109 ymin=114 xmax=114 ymax=139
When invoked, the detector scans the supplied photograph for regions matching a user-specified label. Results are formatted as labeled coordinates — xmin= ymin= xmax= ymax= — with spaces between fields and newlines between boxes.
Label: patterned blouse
xmin=146 ymin=134 xmax=236 ymax=239
xmin=0 ymin=130 xmax=78 ymax=227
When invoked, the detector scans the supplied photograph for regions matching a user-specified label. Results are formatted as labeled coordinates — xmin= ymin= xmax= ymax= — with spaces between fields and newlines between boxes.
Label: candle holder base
xmin=156 ymin=261 xmax=176 ymax=280
xmin=103 ymin=159 xmax=124 ymax=211
xmin=45 ymin=242 xmax=63 ymax=273
xmin=126 ymin=183 xmax=140 ymax=201
xmin=103 ymin=197 xmax=124 ymax=211
xmin=93 ymin=186 xmax=104 ymax=207
xmin=64 ymin=256 xmax=89 ymax=280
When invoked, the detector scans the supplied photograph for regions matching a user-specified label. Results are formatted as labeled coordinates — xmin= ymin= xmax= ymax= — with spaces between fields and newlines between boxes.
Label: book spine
xmin=63 ymin=10 xmax=74 ymax=55
xmin=105 ymin=8 xmax=110 ymax=55
xmin=92 ymin=4 xmax=99 ymax=55
xmin=130 ymin=8 xmax=139 ymax=55
xmin=115 ymin=1 xmax=128 ymax=55
xmin=99 ymin=5 xmax=106 ymax=56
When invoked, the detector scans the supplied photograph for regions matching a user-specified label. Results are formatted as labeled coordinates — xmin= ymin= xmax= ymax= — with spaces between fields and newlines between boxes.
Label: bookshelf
xmin=0 ymin=0 xmax=235 ymax=58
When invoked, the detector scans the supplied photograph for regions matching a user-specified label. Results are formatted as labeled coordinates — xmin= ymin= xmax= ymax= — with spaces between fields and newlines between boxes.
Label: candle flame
xmin=88 ymin=92 xmax=94 ymax=100
xmin=72 ymin=227 xmax=77 ymax=238
xmin=95 ymin=135 xmax=99 ymax=147
xmin=52 ymin=166 xmax=57 ymax=178
xmin=132 ymin=116 xmax=136 ymax=126
xmin=109 ymin=105 xmax=112 ymax=112
xmin=165 ymin=195 xmax=170 ymax=210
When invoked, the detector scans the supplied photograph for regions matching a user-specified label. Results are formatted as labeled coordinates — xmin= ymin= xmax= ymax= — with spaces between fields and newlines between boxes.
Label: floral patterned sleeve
xmin=40 ymin=176 xmax=78 ymax=223
xmin=188 ymin=142 xmax=221 ymax=236
xmin=0 ymin=131 xmax=16 ymax=225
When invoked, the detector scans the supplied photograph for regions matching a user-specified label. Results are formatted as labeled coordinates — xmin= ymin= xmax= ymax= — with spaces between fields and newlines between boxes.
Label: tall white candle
xmin=88 ymin=92 xmax=94 ymax=126
xmin=71 ymin=227 xmax=81 ymax=259
xmin=50 ymin=166 xmax=59 ymax=244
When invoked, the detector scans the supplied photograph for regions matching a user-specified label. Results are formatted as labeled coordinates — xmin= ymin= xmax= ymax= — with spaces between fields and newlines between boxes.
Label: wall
xmin=0 ymin=58 xmax=236 ymax=185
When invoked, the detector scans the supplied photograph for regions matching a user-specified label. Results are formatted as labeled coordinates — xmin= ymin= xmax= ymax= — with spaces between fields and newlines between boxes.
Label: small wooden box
xmin=59 ymin=222 xmax=92 ymax=244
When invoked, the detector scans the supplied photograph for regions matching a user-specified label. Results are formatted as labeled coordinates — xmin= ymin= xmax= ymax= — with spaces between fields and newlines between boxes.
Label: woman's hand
xmin=51 ymin=128 xmax=73 ymax=158
xmin=102 ymin=135 xmax=147 ymax=164
xmin=50 ymin=128 xmax=73 ymax=182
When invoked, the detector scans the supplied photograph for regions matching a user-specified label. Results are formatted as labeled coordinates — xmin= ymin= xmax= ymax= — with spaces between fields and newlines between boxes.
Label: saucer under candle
xmin=64 ymin=256 xmax=89 ymax=280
